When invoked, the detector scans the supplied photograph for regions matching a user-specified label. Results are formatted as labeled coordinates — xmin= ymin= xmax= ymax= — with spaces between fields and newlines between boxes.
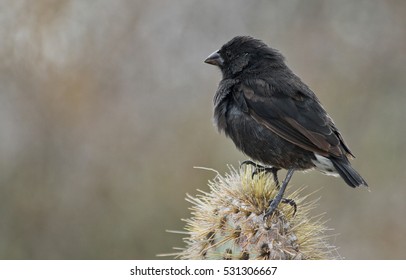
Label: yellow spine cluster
xmin=174 ymin=165 xmax=339 ymax=260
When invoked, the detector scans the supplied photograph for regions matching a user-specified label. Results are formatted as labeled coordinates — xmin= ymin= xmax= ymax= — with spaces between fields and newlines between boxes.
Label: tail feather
xmin=331 ymin=158 xmax=368 ymax=188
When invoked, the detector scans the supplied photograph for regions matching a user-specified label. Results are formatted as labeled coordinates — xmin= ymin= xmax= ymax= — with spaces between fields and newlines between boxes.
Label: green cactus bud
xmin=172 ymin=165 xmax=339 ymax=260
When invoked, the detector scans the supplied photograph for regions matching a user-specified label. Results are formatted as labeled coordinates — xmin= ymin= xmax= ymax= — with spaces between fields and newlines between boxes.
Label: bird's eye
xmin=225 ymin=50 xmax=232 ymax=59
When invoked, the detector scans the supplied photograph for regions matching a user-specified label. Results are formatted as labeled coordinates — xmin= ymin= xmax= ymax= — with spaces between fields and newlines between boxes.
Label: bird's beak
xmin=204 ymin=50 xmax=224 ymax=66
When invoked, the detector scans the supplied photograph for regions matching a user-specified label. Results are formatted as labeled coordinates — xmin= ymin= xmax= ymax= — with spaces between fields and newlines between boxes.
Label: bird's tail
xmin=331 ymin=158 xmax=368 ymax=188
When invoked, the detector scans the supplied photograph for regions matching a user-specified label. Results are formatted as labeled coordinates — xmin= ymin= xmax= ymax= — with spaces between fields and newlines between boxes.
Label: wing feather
xmin=239 ymin=79 xmax=352 ymax=158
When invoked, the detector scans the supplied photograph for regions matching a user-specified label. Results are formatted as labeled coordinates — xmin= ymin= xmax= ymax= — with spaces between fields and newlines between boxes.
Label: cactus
xmin=173 ymin=165 xmax=339 ymax=260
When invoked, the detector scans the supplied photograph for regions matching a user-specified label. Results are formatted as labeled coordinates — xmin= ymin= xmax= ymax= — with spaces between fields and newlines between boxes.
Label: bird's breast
xmin=215 ymin=98 xmax=315 ymax=170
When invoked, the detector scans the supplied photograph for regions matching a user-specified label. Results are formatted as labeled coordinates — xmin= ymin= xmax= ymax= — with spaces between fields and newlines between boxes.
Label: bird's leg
xmin=270 ymin=168 xmax=280 ymax=189
xmin=264 ymin=168 xmax=295 ymax=219
xmin=240 ymin=160 xmax=280 ymax=188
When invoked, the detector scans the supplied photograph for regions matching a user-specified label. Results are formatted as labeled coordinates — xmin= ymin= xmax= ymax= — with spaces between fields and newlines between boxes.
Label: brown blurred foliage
xmin=0 ymin=0 xmax=405 ymax=259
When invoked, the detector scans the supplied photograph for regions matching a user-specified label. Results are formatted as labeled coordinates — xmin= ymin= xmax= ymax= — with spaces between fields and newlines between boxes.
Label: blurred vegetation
xmin=0 ymin=0 xmax=405 ymax=259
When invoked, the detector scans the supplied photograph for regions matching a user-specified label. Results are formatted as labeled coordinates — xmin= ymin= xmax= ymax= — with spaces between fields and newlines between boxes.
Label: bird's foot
xmin=240 ymin=160 xmax=280 ymax=187
xmin=264 ymin=198 xmax=297 ymax=218
xmin=281 ymin=198 xmax=297 ymax=216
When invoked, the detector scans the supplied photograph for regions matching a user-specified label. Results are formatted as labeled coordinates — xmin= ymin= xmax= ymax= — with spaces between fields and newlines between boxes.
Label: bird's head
xmin=204 ymin=36 xmax=284 ymax=78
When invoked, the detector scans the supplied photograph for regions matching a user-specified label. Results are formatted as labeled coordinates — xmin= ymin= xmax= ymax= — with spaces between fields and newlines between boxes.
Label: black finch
xmin=204 ymin=36 xmax=367 ymax=217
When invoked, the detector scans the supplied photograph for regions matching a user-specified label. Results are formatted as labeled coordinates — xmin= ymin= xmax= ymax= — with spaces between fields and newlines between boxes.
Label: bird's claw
xmin=240 ymin=160 xmax=280 ymax=187
xmin=263 ymin=198 xmax=297 ymax=219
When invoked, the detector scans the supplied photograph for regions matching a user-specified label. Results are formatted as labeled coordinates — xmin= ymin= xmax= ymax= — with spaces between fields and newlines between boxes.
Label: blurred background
xmin=0 ymin=0 xmax=405 ymax=259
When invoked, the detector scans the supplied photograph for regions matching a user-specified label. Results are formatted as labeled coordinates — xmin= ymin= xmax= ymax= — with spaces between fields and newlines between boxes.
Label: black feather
xmin=206 ymin=36 xmax=367 ymax=187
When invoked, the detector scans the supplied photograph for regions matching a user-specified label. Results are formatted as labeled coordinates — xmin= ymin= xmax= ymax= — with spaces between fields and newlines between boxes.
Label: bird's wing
xmin=238 ymin=78 xmax=354 ymax=158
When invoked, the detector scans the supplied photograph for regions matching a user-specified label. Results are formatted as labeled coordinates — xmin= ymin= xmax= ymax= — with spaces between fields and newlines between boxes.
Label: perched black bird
xmin=204 ymin=36 xmax=368 ymax=217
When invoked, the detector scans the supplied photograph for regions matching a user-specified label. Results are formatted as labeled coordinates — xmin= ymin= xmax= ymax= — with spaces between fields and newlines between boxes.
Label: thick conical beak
xmin=204 ymin=50 xmax=224 ymax=66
